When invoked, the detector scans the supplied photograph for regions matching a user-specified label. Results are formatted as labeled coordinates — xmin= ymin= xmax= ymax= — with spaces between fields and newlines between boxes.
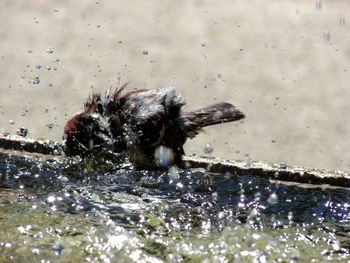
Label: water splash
xmin=0 ymin=152 xmax=349 ymax=262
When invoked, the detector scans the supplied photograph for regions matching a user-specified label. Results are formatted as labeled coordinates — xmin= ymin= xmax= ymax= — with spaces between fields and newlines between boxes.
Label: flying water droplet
xmin=46 ymin=47 xmax=54 ymax=54
xmin=323 ymin=30 xmax=331 ymax=42
xmin=340 ymin=17 xmax=345 ymax=27
xmin=267 ymin=192 xmax=278 ymax=205
xmin=154 ymin=145 xmax=174 ymax=168
xmin=315 ymin=0 xmax=322 ymax=10
xmin=31 ymin=76 xmax=40 ymax=85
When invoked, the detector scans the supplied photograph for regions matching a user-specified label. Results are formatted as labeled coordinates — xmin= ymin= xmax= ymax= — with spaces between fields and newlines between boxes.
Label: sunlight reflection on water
xmin=0 ymin=152 xmax=349 ymax=262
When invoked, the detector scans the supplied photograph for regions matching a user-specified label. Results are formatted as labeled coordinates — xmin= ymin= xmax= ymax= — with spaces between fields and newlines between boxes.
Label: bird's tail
xmin=183 ymin=102 xmax=244 ymax=129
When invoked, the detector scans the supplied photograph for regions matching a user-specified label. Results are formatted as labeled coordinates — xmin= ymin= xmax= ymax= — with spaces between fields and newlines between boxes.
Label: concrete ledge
xmin=1 ymin=133 xmax=349 ymax=188
xmin=0 ymin=134 xmax=63 ymax=156
xmin=182 ymin=156 xmax=350 ymax=188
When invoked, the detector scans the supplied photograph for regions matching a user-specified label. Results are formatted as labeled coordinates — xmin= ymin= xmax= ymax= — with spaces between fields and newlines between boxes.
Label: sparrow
xmin=63 ymin=84 xmax=244 ymax=168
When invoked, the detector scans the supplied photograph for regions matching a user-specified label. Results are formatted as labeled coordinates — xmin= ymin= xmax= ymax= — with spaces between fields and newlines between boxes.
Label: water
xmin=46 ymin=47 xmax=54 ymax=54
xmin=0 ymin=151 xmax=349 ymax=262
xmin=31 ymin=76 xmax=40 ymax=85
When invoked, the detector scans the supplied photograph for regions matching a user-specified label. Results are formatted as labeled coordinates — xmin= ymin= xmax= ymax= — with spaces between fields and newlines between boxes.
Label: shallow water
xmin=0 ymin=152 xmax=349 ymax=262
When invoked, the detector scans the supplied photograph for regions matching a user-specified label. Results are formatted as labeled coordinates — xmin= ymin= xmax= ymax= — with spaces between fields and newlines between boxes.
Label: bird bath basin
xmin=0 ymin=135 xmax=349 ymax=262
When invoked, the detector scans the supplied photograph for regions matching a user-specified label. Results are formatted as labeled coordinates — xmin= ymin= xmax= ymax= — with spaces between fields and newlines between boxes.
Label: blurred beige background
xmin=0 ymin=0 xmax=349 ymax=172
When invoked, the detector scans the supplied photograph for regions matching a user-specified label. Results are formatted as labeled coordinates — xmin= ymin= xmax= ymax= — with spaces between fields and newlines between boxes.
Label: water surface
xmin=0 ymin=152 xmax=349 ymax=262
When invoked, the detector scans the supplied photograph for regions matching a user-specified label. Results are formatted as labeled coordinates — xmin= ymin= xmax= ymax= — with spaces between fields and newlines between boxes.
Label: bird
xmin=63 ymin=84 xmax=244 ymax=168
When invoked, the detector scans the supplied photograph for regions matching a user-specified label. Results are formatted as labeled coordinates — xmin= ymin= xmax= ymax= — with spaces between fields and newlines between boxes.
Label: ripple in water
xmin=0 ymin=152 xmax=349 ymax=262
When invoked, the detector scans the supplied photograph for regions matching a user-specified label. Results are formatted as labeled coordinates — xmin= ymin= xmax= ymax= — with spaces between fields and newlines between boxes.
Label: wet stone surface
xmin=0 ymin=151 xmax=349 ymax=262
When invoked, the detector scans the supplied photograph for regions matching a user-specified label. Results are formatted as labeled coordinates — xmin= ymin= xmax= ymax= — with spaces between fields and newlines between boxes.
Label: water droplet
xmin=315 ymin=0 xmax=322 ymax=10
xmin=47 ymin=195 xmax=56 ymax=202
xmin=9 ymin=120 xmax=15 ymax=126
xmin=35 ymin=64 xmax=41 ymax=69
xmin=20 ymin=75 xmax=25 ymax=79
xmin=53 ymin=241 xmax=65 ymax=256
xmin=267 ymin=192 xmax=278 ymax=205
xmin=248 ymin=208 xmax=258 ymax=220
xmin=204 ymin=143 xmax=214 ymax=154
xmin=46 ymin=123 xmax=54 ymax=129
xmin=323 ymin=30 xmax=331 ymax=42
xmin=254 ymin=192 xmax=261 ymax=200
xmin=46 ymin=65 xmax=51 ymax=70
xmin=331 ymin=240 xmax=340 ymax=250
xmin=154 ymin=145 xmax=174 ymax=168
xmin=31 ymin=76 xmax=40 ymax=85
xmin=46 ymin=47 xmax=54 ymax=54
xmin=142 ymin=50 xmax=149 ymax=55
xmin=18 ymin=225 xmax=31 ymax=234
xmin=32 ymin=248 xmax=40 ymax=255
xmin=340 ymin=17 xmax=345 ymax=27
